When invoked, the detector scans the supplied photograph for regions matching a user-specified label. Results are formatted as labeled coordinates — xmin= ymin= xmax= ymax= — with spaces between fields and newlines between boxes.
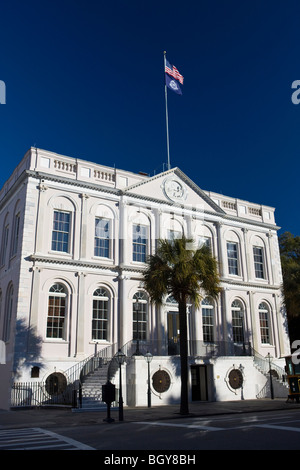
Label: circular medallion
xmin=163 ymin=178 xmax=186 ymax=202
xmin=45 ymin=372 xmax=67 ymax=396
xmin=152 ymin=370 xmax=171 ymax=393
xmin=228 ymin=369 xmax=243 ymax=390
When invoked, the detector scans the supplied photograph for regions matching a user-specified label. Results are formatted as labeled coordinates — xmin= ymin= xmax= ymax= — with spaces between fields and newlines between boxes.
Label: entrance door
xmin=191 ymin=365 xmax=208 ymax=401
xmin=168 ymin=311 xmax=180 ymax=355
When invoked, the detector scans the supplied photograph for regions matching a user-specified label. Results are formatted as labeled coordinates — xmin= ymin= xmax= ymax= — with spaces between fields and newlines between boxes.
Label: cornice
xmin=124 ymin=167 xmax=226 ymax=215
xmin=220 ymin=278 xmax=282 ymax=291
xmin=29 ymin=254 xmax=118 ymax=272
xmin=25 ymin=169 xmax=279 ymax=231
xmin=28 ymin=254 xmax=147 ymax=275
xmin=26 ymin=170 xmax=120 ymax=196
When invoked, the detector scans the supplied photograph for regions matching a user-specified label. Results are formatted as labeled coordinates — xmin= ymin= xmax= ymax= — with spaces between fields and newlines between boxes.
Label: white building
xmin=0 ymin=147 xmax=290 ymax=410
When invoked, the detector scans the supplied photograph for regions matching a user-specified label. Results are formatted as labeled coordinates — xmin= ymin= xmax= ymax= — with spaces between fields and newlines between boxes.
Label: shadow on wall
xmin=13 ymin=318 xmax=44 ymax=380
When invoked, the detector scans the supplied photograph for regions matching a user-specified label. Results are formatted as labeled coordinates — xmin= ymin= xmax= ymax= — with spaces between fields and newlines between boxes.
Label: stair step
xmin=78 ymin=361 xmax=118 ymax=409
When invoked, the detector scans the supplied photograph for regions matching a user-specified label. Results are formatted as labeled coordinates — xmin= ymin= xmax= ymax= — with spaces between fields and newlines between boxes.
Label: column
xmin=215 ymin=222 xmax=225 ymax=278
xmin=221 ymin=288 xmax=231 ymax=355
xmin=193 ymin=304 xmax=202 ymax=355
xmin=75 ymin=271 xmax=87 ymax=357
xmin=27 ymin=265 xmax=42 ymax=352
xmin=154 ymin=207 xmax=162 ymax=248
xmin=266 ymin=232 xmax=275 ymax=285
xmin=248 ymin=290 xmax=259 ymax=352
xmin=117 ymin=274 xmax=130 ymax=349
xmin=119 ymin=196 xmax=128 ymax=266
xmin=242 ymin=228 xmax=250 ymax=282
xmin=34 ymin=182 xmax=48 ymax=254
xmin=79 ymin=193 xmax=90 ymax=260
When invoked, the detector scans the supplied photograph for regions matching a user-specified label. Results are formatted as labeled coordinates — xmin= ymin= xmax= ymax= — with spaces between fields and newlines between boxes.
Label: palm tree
xmin=143 ymin=236 xmax=221 ymax=415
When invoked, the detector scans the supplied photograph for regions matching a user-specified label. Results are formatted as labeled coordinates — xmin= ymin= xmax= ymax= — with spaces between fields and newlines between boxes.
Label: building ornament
xmin=162 ymin=177 xmax=187 ymax=203
xmin=38 ymin=183 xmax=48 ymax=192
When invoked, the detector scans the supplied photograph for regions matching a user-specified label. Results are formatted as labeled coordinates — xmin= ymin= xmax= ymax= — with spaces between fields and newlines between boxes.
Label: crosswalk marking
xmin=137 ymin=421 xmax=224 ymax=431
xmin=254 ymin=424 xmax=300 ymax=433
xmin=0 ymin=428 xmax=94 ymax=450
xmin=137 ymin=418 xmax=300 ymax=434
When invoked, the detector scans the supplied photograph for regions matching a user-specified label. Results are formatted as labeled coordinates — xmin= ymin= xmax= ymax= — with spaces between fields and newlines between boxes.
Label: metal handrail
xmin=65 ymin=338 xmax=256 ymax=385
xmin=253 ymin=349 xmax=285 ymax=381
xmin=64 ymin=340 xmax=282 ymax=390
xmin=64 ymin=342 xmax=118 ymax=385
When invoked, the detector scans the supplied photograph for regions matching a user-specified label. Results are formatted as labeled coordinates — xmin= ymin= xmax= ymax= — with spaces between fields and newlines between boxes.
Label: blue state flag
xmin=165 ymin=73 xmax=182 ymax=95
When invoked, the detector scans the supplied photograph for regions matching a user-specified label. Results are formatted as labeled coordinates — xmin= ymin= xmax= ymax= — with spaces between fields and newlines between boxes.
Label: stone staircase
xmin=253 ymin=352 xmax=289 ymax=398
xmin=79 ymin=361 xmax=110 ymax=411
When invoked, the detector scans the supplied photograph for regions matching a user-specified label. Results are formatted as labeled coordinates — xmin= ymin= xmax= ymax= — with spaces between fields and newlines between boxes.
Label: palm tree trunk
xmin=178 ymin=299 xmax=189 ymax=415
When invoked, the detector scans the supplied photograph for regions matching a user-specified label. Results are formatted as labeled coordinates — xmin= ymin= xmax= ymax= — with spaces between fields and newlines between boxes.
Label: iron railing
xmin=253 ymin=349 xmax=286 ymax=381
xmin=63 ymin=342 xmax=119 ymax=385
xmin=11 ymin=381 xmax=78 ymax=408
xmin=118 ymin=339 xmax=253 ymax=358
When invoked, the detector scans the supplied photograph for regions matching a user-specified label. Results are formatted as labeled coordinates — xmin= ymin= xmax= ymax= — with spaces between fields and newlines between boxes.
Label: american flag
xmin=165 ymin=59 xmax=184 ymax=85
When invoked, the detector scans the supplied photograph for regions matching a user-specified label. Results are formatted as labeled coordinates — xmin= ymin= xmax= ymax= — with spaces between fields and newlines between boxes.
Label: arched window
xmin=259 ymin=302 xmax=271 ymax=344
xmin=202 ymin=298 xmax=214 ymax=342
xmin=166 ymin=295 xmax=177 ymax=304
xmin=231 ymin=300 xmax=245 ymax=343
xmin=11 ymin=204 xmax=21 ymax=258
xmin=133 ymin=291 xmax=148 ymax=341
xmin=46 ymin=283 xmax=67 ymax=339
xmin=0 ymin=218 xmax=9 ymax=266
xmin=3 ymin=283 xmax=13 ymax=342
xmin=92 ymin=288 xmax=109 ymax=341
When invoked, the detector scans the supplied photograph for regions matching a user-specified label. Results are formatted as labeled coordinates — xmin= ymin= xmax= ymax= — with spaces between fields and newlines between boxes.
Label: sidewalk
xmin=0 ymin=398 xmax=299 ymax=429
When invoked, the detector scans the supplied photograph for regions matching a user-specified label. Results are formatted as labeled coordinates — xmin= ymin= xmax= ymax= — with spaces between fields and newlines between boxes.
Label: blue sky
xmin=0 ymin=0 xmax=299 ymax=236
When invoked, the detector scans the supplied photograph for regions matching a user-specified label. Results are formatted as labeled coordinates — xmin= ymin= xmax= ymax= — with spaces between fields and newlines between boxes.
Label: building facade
xmin=0 ymin=148 xmax=290 ymax=409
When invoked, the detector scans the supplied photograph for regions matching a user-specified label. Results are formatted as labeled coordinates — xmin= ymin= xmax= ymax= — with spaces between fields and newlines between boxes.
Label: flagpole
xmin=164 ymin=51 xmax=171 ymax=170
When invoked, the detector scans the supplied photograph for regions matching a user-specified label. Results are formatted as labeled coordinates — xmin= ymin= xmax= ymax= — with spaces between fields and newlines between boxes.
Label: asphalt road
xmin=53 ymin=408 xmax=300 ymax=451
xmin=3 ymin=408 xmax=300 ymax=452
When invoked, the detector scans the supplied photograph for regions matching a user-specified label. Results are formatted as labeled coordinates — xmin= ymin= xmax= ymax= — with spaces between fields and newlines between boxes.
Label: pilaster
xmin=79 ymin=194 xmax=90 ymax=260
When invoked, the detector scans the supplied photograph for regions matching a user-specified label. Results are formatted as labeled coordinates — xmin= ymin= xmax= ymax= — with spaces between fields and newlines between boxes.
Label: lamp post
xmin=116 ymin=349 xmax=126 ymax=421
xmin=267 ymin=352 xmax=274 ymax=400
xmin=144 ymin=351 xmax=153 ymax=408
xmin=133 ymin=298 xmax=142 ymax=355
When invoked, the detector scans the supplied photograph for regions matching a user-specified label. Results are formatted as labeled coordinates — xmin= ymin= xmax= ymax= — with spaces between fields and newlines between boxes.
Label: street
xmin=2 ymin=408 xmax=300 ymax=451
xmin=59 ymin=409 xmax=300 ymax=450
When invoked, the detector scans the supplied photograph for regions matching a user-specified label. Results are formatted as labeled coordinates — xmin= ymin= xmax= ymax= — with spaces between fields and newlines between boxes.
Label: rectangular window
xmin=94 ymin=218 xmax=110 ymax=258
xmin=202 ymin=307 xmax=214 ymax=342
xmin=259 ymin=311 xmax=270 ymax=344
xmin=133 ymin=304 xmax=147 ymax=340
xmin=51 ymin=211 xmax=70 ymax=253
xmin=227 ymin=242 xmax=239 ymax=275
xmin=253 ymin=246 xmax=265 ymax=279
xmin=92 ymin=299 xmax=108 ymax=340
xmin=133 ymin=224 xmax=147 ymax=262
xmin=47 ymin=295 xmax=66 ymax=339
xmin=232 ymin=311 xmax=244 ymax=343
